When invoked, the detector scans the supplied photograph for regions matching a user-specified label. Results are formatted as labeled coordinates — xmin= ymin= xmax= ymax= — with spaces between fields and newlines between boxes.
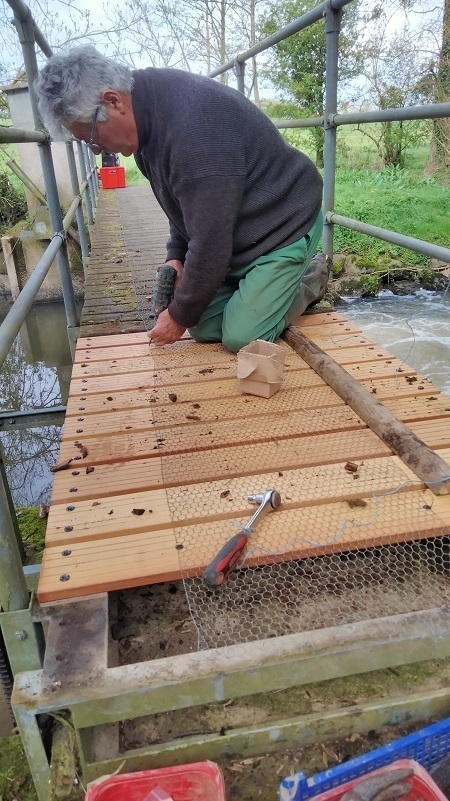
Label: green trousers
xmin=189 ymin=211 xmax=323 ymax=352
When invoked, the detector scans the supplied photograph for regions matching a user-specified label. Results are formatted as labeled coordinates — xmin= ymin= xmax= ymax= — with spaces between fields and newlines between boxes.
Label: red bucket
xmin=85 ymin=761 xmax=225 ymax=801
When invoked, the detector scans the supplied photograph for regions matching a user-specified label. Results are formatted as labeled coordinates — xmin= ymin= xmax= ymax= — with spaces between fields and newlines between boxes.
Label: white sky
xmin=1 ymin=0 xmax=444 ymax=99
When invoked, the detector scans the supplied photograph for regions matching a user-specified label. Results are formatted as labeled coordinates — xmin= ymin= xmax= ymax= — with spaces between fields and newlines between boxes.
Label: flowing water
xmin=0 ymin=290 xmax=449 ymax=507
xmin=342 ymin=288 xmax=450 ymax=394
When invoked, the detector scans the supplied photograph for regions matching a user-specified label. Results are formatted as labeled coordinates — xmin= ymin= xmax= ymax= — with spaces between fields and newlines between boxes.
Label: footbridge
xmin=1 ymin=0 xmax=450 ymax=798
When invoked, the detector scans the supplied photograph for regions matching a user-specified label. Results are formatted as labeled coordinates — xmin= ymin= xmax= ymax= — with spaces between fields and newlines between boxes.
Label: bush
xmin=0 ymin=172 xmax=27 ymax=236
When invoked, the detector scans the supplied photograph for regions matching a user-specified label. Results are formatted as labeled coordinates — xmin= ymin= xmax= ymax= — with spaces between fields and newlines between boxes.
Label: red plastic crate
xmin=85 ymin=760 xmax=225 ymax=801
xmin=284 ymin=760 xmax=448 ymax=801
xmin=99 ymin=167 xmax=126 ymax=189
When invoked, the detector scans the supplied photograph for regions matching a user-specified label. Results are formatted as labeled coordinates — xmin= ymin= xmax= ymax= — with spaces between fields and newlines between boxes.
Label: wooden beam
xmin=284 ymin=328 xmax=450 ymax=495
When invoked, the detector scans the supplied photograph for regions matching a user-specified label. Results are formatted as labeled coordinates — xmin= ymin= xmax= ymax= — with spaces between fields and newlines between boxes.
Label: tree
xmin=425 ymin=0 xmax=450 ymax=172
xmin=261 ymin=0 xmax=361 ymax=167
xmin=358 ymin=28 xmax=431 ymax=167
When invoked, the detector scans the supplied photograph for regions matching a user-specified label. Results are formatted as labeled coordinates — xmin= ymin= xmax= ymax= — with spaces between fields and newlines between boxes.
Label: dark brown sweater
xmin=132 ymin=67 xmax=323 ymax=328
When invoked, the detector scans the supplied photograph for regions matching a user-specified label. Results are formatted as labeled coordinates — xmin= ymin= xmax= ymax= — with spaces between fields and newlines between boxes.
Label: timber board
xmin=39 ymin=487 xmax=450 ymax=601
xmin=37 ymin=186 xmax=450 ymax=602
xmin=39 ymin=305 xmax=450 ymax=601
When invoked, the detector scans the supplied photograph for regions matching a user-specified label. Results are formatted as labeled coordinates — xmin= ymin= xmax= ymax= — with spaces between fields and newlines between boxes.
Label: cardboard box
xmin=237 ymin=340 xmax=286 ymax=398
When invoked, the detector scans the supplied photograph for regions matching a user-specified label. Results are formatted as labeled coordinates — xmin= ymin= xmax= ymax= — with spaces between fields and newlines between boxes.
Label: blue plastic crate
xmin=279 ymin=717 xmax=450 ymax=801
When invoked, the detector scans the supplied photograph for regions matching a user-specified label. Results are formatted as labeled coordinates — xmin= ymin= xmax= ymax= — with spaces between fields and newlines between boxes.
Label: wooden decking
xmin=37 ymin=185 xmax=450 ymax=602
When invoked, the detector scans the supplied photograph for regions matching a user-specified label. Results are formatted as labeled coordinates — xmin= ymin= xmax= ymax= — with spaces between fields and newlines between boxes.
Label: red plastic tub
xmin=85 ymin=761 xmax=225 ymax=801
xmin=99 ymin=167 xmax=126 ymax=189
xmin=286 ymin=760 xmax=448 ymax=801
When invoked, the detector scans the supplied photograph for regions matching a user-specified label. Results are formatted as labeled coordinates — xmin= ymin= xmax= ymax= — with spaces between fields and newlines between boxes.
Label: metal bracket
xmin=325 ymin=0 xmax=343 ymax=33
xmin=0 ymin=593 xmax=44 ymax=675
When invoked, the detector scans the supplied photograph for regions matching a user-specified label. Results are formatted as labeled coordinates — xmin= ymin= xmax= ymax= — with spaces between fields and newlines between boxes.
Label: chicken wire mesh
xmin=170 ymin=480 xmax=450 ymax=651
xmin=122 ymin=189 xmax=450 ymax=655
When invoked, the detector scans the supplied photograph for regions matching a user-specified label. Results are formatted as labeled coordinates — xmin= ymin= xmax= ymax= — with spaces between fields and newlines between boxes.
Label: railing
xmin=209 ymin=0 xmax=450 ymax=264
xmin=0 ymin=0 xmax=449 ymax=796
xmin=0 ymin=0 xmax=99 ymax=614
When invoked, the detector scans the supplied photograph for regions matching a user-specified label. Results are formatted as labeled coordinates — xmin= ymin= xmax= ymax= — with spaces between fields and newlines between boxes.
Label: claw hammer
xmin=202 ymin=489 xmax=281 ymax=587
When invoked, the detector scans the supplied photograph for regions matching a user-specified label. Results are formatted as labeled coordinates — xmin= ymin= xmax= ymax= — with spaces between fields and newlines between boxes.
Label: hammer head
xmin=248 ymin=490 xmax=282 ymax=510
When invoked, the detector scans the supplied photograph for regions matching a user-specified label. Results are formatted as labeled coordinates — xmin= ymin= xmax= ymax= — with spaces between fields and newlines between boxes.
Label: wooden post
xmin=283 ymin=327 xmax=450 ymax=495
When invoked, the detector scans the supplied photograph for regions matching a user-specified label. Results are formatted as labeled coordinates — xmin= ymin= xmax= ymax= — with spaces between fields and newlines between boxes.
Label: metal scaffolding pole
xmin=0 ymin=125 xmax=47 ymax=144
xmin=91 ymin=150 xmax=100 ymax=198
xmin=77 ymin=142 xmax=94 ymax=226
xmin=327 ymin=212 xmax=450 ymax=263
xmin=82 ymin=143 xmax=97 ymax=218
xmin=209 ymin=0 xmax=352 ymax=78
xmin=66 ymin=141 xmax=90 ymax=273
xmin=0 ymin=234 xmax=64 ymax=369
xmin=0 ymin=450 xmax=28 ymax=612
xmin=235 ymin=60 xmax=246 ymax=94
xmin=12 ymin=9 xmax=79 ymax=331
xmin=6 ymin=0 xmax=52 ymax=56
xmin=322 ymin=1 xmax=342 ymax=259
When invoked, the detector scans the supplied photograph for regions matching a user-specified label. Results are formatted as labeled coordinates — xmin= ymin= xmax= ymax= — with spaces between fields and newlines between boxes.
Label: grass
xmin=280 ymin=123 xmax=450 ymax=266
xmin=0 ymin=736 xmax=37 ymax=801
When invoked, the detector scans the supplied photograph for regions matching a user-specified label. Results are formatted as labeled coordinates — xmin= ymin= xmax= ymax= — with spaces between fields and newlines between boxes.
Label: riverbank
xmin=329 ymin=253 xmax=450 ymax=301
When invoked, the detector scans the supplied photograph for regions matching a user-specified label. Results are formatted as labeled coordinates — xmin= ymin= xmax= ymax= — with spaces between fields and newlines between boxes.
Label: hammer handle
xmin=202 ymin=531 xmax=249 ymax=586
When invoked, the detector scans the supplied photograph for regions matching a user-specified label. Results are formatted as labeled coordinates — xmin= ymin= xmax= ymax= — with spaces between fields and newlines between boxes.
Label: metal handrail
xmin=0 ymin=1 xmax=99 ymax=618
xmin=7 ymin=0 xmax=53 ymax=56
xmin=274 ymin=102 xmax=450 ymax=129
xmin=209 ymin=2 xmax=449 ymax=259
xmin=208 ymin=0 xmax=352 ymax=77
xmin=0 ymin=125 xmax=48 ymax=143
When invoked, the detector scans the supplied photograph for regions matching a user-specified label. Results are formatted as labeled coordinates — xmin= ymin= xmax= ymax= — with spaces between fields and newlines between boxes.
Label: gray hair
xmin=34 ymin=45 xmax=134 ymax=139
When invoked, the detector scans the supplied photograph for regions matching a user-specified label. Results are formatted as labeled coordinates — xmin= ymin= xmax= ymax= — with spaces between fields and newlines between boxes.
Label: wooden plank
xmin=343 ymin=359 xmax=416 ymax=380
xmin=384 ymin=395 xmax=450 ymax=422
xmin=65 ymin=371 xmax=329 ymax=417
xmin=58 ymin=406 xmax=367 ymax=465
xmin=304 ymin=331 xmax=376 ymax=349
xmin=38 ymin=488 xmax=450 ymax=601
xmin=62 ymin=388 xmax=449 ymax=443
xmin=50 ymin=429 xmax=391 ymax=503
xmin=294 ymin=312 xmax=350 ymax=326
xmin=45 ymin=454 xmax=416 ymax=546
xmin=51 ymin=458 xmax=164 ymax=504
xmin=362 ymin=376 xmax=441 ymax=399
xmin=73 ymin=344 xmax=397 ymax=379
xmin=62 ymin=385 xmax=346 ymax=439
xmin=64 ymin=374 xmax=443 ymax=419
xmin=72 ymin=348 xmax=238 ymax=377
xmin=69 ymin=356 xmax=311 ymax=395
xmin=75 ymin=340 xmax=227 ymax=364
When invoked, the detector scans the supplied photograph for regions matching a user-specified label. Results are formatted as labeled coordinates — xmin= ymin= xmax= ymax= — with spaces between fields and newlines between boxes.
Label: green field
xmin=2 ymin=122 xmax=449 ymax=267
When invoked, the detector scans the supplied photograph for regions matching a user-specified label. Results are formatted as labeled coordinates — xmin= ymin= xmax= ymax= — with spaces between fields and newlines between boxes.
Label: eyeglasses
xmin=87 ymin=105 xmax=102 ymax=154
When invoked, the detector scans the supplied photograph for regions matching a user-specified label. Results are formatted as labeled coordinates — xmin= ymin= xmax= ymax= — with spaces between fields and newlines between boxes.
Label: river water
xmin=0 ymin=300 xmax=75 ymax=507
xmin=342 ymin=288 xmax=450 ymax=394
xmin=0 ymin=290 xmax=449 ymax=507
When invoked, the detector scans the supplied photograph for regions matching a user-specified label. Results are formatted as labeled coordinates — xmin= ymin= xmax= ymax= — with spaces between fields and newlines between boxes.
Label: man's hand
xmin=148 ymin=309 xmax=186 ymax=346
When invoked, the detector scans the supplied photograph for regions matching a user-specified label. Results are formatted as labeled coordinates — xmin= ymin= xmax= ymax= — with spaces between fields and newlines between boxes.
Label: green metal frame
xmin=2 ymin=2 xmax=450 ymax=800
xmin=11 ymin=606 xmax=450 ymax=798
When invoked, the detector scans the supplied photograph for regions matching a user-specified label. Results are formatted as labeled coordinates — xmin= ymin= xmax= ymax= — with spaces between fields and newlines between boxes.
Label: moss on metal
xmin=16 ymin=507 xmax=47 ymax=563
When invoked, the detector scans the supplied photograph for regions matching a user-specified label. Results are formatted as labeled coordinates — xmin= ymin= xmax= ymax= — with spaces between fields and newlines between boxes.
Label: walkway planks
xmin=35 ymin=185 xmax=450 ymax=601
xmin=38 ymin=311 xmax=450 ymax=602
